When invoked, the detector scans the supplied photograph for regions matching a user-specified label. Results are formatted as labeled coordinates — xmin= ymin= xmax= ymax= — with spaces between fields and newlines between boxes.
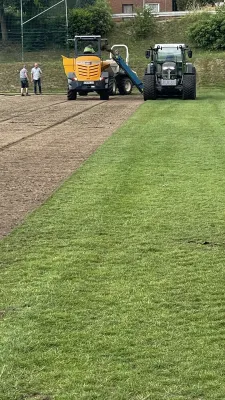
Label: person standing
xmin=31 ymin=63 xmax=42 ymax=95
xmin=19 ymin=65 xmax=29 ymax=96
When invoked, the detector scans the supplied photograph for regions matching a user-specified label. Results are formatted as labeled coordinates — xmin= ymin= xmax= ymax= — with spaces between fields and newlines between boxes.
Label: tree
xmin=68 ymin=0 xmax=113 ymax=36
xmin=70 ymin=0 xmax=96 ymax=7
xmin=0 ymin=0 xmax=8 ymax=43
xmin=176 ymin=0 xmax=208 ymax=10
xmin=0 ymin=0 xmax=51 ymax=43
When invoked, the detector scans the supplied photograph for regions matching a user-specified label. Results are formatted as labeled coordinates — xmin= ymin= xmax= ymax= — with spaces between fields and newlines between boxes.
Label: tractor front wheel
xmin=182 ymin=74 xmax=196 ymax=100
xmin=67 ymin=89 xmax=77 ymax=100
xmin=100 ymin=90 xmax=109 ymax=100
xmin=143 ymin=74 xmax=157 ymax=100
xmin=117 ymin=76 xmax=132 ymax=95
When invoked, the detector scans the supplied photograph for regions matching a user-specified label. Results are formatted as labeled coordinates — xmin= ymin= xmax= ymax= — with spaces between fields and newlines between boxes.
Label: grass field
xmin=1 ymin=88 xmax=225 ymax=400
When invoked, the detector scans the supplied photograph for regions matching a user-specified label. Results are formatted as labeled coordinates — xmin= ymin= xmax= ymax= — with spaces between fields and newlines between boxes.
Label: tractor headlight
xmin=162 ymin=65 xmax=175 ymax=71
xmin=162 ymin=61 xmax=176 ymax=71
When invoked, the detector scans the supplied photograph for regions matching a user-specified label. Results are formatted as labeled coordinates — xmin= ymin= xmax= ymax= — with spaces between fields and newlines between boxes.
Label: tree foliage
xmin=187 ymin=7 xmax=225 ymax=49
xmin=0 ymin=0 xmax=52 ymax=42
xmin=2 ymin=0 xmax=51 ymax=15
xmin=0 ymin=0 xmax=112 ymax=44
xmin=70 ymin=0 xmax=96 ymax=7
xmin=0 ymin=0 xmax=113 ymax=48
xmin=68 ymin=0 xmax=113 ymax=36
xmin=176 ymin=0 xmax=209 ymax=10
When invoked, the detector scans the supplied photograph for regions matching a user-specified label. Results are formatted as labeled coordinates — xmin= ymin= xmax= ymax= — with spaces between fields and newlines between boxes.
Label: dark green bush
xmin=68 ymin=0 xmax=114 ymax=37
xmin=90 ymin=0 xmax=114 ymax=36
xmin=68 ymin=8 xmax=92 ymax=36
xmin=187 ymin=7 xmax=225 ymax=49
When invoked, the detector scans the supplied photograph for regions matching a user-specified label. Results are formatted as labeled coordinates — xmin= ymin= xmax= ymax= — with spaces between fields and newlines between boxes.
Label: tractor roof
xmin=75 ymin=35 xmax=101 ymax=40
xmin=154 ymin=44 xmax=186 ymax=48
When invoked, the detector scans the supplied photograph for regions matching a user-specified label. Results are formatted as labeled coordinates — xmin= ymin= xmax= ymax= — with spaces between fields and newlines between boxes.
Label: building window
xmin=122 ymin=4 xmax=134 ymax=13
xmin=145 ymin=3 xmax=160 ymax=12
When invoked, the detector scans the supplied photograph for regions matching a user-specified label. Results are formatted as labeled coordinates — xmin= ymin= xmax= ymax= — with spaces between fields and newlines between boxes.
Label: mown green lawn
xmin=1 ymin=89 xmax=225 ymax=400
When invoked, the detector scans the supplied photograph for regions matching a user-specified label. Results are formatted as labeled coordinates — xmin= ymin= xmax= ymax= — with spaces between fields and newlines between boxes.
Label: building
xmin=110 ymin=0 xmax=173 ymax=14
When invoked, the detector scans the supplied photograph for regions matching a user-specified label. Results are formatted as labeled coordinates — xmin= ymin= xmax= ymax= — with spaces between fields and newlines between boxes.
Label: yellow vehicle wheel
xmin=100 ymin=90 xmax=109 ymax=100
xmin=67 ymin=89 xmax=77 ymax=100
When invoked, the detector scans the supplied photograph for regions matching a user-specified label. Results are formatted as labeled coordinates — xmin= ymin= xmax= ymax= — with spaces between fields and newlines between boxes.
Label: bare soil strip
xmin=0 ymin=94 xmax=142 ymax=238
xmin=0 ymin=101 xmax=105 ymax=151
xmin=0 ymin=95 xmax=67 ymax=122
xmin=0 ymin=99 xmax=68 ymax=123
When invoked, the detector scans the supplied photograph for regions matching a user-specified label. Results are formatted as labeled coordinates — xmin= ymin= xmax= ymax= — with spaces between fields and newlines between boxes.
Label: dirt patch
xmin=21 ymin=393 xmax=52 ymax=400
xmin=0 ymin=94 xmax=142 ymax=238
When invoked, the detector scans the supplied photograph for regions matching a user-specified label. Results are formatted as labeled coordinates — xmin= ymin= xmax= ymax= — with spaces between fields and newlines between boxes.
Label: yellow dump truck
xmin=62 ymin=35 xmax=133 ymax=100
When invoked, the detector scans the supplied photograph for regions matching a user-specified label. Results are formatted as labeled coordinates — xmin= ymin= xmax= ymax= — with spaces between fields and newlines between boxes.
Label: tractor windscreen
xmin=76 ymin=39 xmax=100 ymax=56
xmin=157 ymin=47 xmax=182 ymax=62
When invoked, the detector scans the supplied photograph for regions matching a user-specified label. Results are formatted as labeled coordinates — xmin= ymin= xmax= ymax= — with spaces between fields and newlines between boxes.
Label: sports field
xmin=1 ymin=89 xmax=225 ymax=400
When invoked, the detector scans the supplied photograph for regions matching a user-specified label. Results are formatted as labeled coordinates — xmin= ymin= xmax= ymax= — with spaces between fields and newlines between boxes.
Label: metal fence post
xmin=20 ymin=0 xmax=24 ymax=62
xmin=65 ymin=0 xmax=69 ymax=56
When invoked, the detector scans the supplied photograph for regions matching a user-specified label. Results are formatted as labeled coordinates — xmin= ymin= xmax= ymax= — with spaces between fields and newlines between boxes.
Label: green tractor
xmin=143 ymin=44 xmax=196 ymax=100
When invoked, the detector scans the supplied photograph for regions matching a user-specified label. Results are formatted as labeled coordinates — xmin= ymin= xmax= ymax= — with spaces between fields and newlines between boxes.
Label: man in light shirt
xmin=19 ymin=65 xmax=29 ymax=96
xmin=31 ymin=62 xmax=42 ymax=95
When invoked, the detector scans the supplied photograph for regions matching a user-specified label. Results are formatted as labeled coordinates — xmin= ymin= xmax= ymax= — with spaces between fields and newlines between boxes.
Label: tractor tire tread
xmin=143 ymin=74 xmax=157 ymax=100
xmin=108 ymin=77 xmax=116 ymax=96
xmin=182 ymin=74 xmax=196 ymax=100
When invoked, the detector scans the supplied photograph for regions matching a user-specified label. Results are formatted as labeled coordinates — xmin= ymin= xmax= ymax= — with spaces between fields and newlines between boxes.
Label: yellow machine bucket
xmin=62 ymin=56 xmax=75 ymax=76
xmin=62 ymin=55 xmax=112 ymax=80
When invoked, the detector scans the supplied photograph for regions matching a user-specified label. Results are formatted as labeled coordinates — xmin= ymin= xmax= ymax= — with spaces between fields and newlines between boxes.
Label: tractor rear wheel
xmin=67 ymin=89 xmax=77 ymax=100
xmin=193 ymin=67 xmax=197 ymax=99
xmin=108 ymin=77 xmax=117 ymax=96
xmin=182 ymin=74 xmax=196 ymax=100
xmin=143 ymin=74 xmax=157 ymax=100
xmin=117 ymin=76 xmax=132 ymax=95
xmin=100 ymin=90 xmax=109 ymax=100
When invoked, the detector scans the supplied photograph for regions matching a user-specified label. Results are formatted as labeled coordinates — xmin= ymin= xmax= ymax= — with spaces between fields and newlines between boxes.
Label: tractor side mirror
xmin=101 ymin=44 xmax=111 ymax=52
xmin=188 ymin=50 xmax=192 ymax=58
xmin=145 ymin=50 xmax=150 ymax=59
xmin=101 ymin=38 xmax=108 ymax=45
xmin=101 ymin=39 xmax=108 ymax=51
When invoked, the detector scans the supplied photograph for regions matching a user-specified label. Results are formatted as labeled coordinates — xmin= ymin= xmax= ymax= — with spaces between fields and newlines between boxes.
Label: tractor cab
xmin=156 ymin=45 xmax=183 ymax=63
xmin=146 ymin=44 xmax=192 ymax=63
xmin=74 ymin=35 xmax=102 ymax=57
